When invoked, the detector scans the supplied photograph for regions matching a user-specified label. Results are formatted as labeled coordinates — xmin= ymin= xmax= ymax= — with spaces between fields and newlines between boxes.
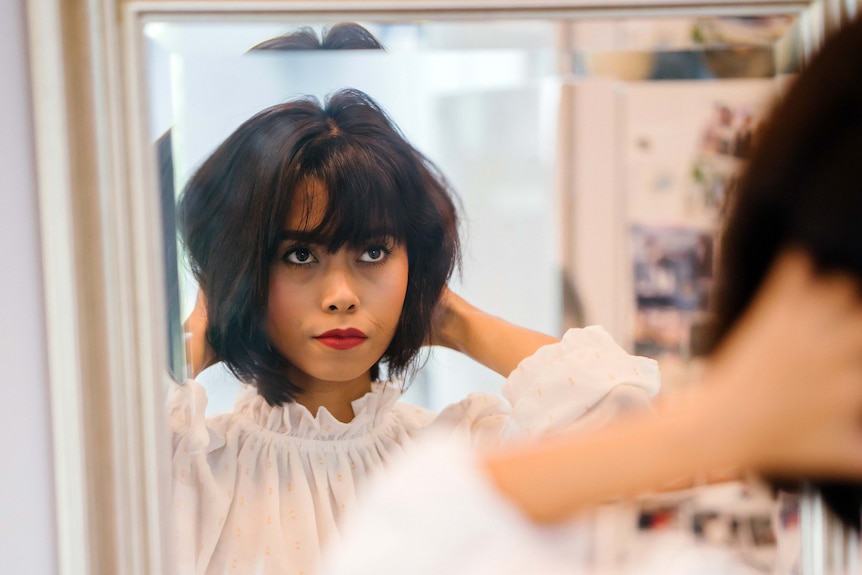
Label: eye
xmin=283 ymin=247 xmax=318 ymax=266
xmin=358 ymin=245 xmax=391 ymax=263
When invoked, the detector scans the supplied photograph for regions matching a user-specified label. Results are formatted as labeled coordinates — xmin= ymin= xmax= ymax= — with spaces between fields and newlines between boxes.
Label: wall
xmin=0 ymin=0 xmax=59 ymax=572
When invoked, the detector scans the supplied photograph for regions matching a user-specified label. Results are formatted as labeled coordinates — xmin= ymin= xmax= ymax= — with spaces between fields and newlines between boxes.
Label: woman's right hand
xmin=184 ymin=289 xmax=217 ymax=378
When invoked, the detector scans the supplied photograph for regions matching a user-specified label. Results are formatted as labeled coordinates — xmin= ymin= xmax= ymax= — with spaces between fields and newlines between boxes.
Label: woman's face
xmin=266 ymin=181 xmax=409 ymax=391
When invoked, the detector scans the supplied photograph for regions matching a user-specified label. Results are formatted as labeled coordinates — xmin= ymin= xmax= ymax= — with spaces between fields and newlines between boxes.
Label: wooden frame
xmin=24 ymin=1 xmax=854 ymax=574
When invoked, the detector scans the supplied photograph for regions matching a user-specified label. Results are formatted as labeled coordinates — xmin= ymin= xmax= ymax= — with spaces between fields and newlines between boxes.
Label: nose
xmin=321 ymin=268 xmax=359 ymax=313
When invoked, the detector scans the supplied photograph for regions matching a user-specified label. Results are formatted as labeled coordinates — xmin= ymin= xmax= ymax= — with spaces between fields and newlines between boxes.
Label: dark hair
xmin=178 ymin=89 xmax=460 ymax=405
xmin=709 ymin=18 xmax=862 ymax=528
xmin=248 ymin=23 xmax=384 ymax=51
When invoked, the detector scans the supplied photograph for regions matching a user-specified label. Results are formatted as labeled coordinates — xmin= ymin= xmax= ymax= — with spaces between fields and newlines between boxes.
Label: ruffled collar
xmin=232 ymin=381 xmax=404 ymax=440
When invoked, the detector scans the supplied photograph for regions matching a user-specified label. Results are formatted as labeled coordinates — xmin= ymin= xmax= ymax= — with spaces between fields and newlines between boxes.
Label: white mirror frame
xmin=24 ymin=1 xmax=856 ymax=574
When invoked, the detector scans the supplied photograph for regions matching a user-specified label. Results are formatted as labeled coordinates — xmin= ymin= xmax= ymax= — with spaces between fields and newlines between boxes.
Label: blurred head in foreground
xmin=710 ymin=17 xmax=862 ymax=528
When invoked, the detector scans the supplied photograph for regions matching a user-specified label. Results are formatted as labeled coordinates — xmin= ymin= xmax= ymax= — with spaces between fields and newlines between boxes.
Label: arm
xmin=482 ymin=251 xmax=862 ymax=523
xmin=482 ymin=384 xmax=746 ymax=523
xmin=429 ymin=287 xmax=558 ymax=377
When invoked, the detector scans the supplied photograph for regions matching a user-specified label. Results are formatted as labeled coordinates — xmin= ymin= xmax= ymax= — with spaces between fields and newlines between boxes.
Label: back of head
xmin=710 ymin=18 xmax=862 ymax=528
xmin=248 ymin=22 xmax=384 ymax=51
xmin=178 ymin=89 xmax=459 ymax=405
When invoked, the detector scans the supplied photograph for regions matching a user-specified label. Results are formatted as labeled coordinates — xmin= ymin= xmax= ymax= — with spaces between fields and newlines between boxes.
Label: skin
xmin=266 ymin=181 xmax=409 ymax=422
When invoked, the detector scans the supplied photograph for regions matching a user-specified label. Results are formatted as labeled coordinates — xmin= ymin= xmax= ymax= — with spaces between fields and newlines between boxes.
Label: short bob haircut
xmin=178 ymin=89 xmax=460 ymax=406
xmin=709 ymin=18 xmax=862 ymax=528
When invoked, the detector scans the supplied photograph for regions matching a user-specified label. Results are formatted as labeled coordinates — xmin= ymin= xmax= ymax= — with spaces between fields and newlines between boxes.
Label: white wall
xmin=0 ymin=1 xmax=59 ymax=572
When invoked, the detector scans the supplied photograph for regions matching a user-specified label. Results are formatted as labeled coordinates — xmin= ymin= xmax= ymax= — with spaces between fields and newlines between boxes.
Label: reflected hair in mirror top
xmin=710 ymin=17 xmax=862 ymax=528
xmin=248 ymin=22 xmax=385 ymax=51
xmin=178 ymin=89 xmax=460 ymax=406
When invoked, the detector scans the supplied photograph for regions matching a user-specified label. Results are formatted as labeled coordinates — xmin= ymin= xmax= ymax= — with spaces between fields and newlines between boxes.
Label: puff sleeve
xmin=431 ymin=326 xmax=660 ymax=446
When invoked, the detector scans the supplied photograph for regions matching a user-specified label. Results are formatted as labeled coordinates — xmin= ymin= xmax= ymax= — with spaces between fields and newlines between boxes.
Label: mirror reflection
xmin=148 ymin=14 xmax=812 ymax=574
xmin=150 ymin=16 xmax=798 ymax=400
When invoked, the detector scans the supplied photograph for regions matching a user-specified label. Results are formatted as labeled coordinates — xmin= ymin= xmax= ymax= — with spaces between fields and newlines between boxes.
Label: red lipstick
xmin=314 ymin=328 xmax=368 ymax=350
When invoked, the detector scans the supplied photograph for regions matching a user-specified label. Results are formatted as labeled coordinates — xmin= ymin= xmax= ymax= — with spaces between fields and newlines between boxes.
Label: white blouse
xmin=168 ymin=326 xmax=660 ymax=575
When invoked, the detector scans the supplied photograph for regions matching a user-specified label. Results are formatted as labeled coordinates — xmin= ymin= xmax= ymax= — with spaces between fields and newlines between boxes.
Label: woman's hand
xmin=427 ymin=286 xmax=467 ymax=351
xmin=427 ymin=286 xmax=558 ymax=377
xmin=184 ymin=289 xmax=218 ymax=378
xmin=704 ymin=250 xmax=862 ymax=478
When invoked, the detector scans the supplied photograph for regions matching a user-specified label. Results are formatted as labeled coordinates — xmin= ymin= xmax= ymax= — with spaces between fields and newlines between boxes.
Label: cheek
xmin=266 ymin=274 xmax=304 ymax=334
xmin=380 ymin=259 xmax=409 ymax=323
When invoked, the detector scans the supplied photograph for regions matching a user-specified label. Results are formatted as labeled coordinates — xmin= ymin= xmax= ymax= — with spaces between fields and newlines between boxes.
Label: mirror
xmin=141 ymin=7 xmax=825 ymax=571
xmin=44 ymin=0 xmax=830 ymax=573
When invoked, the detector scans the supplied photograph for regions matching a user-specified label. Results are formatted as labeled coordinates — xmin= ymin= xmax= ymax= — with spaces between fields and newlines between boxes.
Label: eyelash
xmin=281 ymin=246 xmax=318 ymax=267
xmin=279 ymin=242 xmax=394 ymax=268
xmin=359 ymin=244 xmax=393 ymax=266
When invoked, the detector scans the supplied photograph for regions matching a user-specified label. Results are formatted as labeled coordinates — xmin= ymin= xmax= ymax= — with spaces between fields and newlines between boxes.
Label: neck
xmin=289 ymin=370 xmax=373 ymax=423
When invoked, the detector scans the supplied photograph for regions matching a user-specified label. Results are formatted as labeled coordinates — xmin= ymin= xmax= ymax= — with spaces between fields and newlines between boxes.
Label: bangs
xmin=287 ymin=137 xmax=416 ymax=250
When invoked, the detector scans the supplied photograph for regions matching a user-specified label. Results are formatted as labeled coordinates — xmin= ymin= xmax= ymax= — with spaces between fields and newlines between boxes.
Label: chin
xmin=310 ymin=367 xmax=375 ymax=384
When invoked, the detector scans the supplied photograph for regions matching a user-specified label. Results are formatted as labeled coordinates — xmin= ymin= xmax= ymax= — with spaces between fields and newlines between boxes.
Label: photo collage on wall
xmin=623 ymin=80 xmax=776 ymax=365
xmin=631 ymin=225 xmax=713 ymax=358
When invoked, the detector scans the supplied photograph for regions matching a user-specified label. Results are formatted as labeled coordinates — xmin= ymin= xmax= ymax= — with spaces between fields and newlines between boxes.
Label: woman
xmin=171 ymin=88 xmax=659 ymax=575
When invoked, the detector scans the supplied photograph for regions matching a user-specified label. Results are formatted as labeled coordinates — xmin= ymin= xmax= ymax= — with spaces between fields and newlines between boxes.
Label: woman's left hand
xmin=426 ymin=286 xmax=558 ymax=377
xmin=427 ymin=286 xmax=465 ymax=351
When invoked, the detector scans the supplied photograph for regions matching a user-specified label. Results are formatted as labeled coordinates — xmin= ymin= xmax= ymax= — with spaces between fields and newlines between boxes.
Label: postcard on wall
xmin=630 ymin=224 xmax=714 ymax=359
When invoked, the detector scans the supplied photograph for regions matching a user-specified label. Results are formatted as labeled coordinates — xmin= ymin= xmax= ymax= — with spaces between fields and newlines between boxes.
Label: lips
xmin=314 ymin=328 xmax=368 ymax=350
